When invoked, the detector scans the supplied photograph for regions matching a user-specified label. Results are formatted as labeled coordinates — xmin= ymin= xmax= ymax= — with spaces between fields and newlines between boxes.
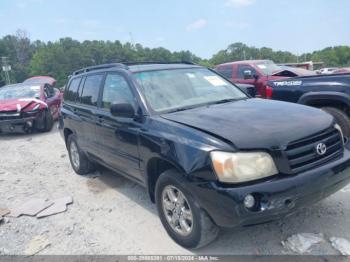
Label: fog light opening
xmin=284 ymin=199 xmax=295 ymax=209
xmin=244 ymin=194 xmax=256 ymax=209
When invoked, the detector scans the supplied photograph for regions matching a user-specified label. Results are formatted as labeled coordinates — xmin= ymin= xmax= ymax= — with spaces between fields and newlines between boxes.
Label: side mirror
xmin=110 ymin=103 xmax=135 ymax=118
xmin=243 ymin=70 xmax=253 ymax=79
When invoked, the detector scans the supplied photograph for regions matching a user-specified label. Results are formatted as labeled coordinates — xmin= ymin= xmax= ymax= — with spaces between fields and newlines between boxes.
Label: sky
xmin=0 ymin=0 xmax=349 ymax=58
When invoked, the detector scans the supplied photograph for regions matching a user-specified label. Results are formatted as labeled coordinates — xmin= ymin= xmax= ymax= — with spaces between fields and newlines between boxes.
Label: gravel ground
xmin=0 ymin=127 xmax=350 ymax=255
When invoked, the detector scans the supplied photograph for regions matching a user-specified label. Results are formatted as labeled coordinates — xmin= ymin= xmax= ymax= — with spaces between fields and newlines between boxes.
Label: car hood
xmin=0 ymin=98 xmax=46 ymax=112
xmin=161 ymin=98 xmax=334 ymax=150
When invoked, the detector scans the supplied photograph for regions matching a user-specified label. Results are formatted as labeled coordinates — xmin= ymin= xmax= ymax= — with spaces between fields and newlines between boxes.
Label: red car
xmin=215 ymin=60 xmax=313 ymax=98
xmin=0 ymin=82 xmax=61 ymax=133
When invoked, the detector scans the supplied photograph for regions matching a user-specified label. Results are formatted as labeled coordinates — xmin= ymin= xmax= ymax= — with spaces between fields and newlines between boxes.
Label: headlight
xmin=31 ymin=104 xmax=41 ymax=111
xmin=210 ymin=151 xmax=278 ymax=183
xmin=26 ymin=104 xmax=41 ymax=113
xmin=334 ymin=123 xmax=345 ymax=144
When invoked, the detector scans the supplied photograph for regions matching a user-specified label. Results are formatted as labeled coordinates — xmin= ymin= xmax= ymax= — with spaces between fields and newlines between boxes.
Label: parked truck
xmin=267 ymin=73 xmax=350 ymax=137
xmin=215 ymin=60 xmax=314 ymax=98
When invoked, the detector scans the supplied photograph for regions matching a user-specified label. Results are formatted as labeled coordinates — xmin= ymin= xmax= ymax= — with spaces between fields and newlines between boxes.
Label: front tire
xmin=155 ymin=169 xmax=219 ymax=249
xmin=43 ymin=110 xmax=54 ymax=132
xmin=322 ymin=107 xmax=350 ymax=137
xmin=67 ymin=134 xmax=95 ymax=175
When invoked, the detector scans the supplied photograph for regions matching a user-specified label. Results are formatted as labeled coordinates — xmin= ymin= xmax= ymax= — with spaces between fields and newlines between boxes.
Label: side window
xmin=237 ymin=65 xmax=257 ymax=79
xmin=45 ymin=85 xmax=55 ymax=98
xmin=102 ymin=74 xmax=134 ymax=110
xmin=80 ymin=74 xmax=103 ymax=106
xmin=217 ymin=66 xmax=233 ymax=79
xmin=64 ymin=77 xmax=81 ymax=102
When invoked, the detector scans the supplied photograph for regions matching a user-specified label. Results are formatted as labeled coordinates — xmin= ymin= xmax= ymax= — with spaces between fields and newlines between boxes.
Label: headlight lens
xmin=210 ymin=151 xmax=278 ymax=183
xmin=26 ymin=104 xmax=41 ymax=114
xmin=31 ymin=104 xmax=41 ymax=111
xmin=334 ymin=123 xmax=345 ymax=145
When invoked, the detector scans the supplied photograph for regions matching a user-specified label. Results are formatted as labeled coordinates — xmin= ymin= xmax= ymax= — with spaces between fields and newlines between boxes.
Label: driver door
xmin=95 ymin=73 xmax=142 ymax=181
xmin=235 ymin=65 xmax=258 ymax=85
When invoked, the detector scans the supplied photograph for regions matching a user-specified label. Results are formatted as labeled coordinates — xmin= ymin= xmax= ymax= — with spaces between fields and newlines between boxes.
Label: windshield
xmin=134 ymin=68 xmax=247 ymax=113
xmin=0 ymin=85 xmax=41 ymax=100
xmin=254 ymin=60 xmax=281 ymax=76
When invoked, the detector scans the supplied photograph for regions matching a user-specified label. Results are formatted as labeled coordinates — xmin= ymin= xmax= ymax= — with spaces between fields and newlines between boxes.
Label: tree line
xmin=1 ymin=30 xmax=350 ymax=87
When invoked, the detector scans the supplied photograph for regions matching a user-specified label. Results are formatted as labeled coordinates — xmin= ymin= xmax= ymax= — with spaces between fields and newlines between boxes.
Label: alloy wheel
xmin=162 ymin=185 xmax=193 ymax=236
xmin=70 ymin=141 xmax=80 ymax=170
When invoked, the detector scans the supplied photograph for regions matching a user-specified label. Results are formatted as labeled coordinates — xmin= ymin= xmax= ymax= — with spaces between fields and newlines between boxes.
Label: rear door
xmin=62 ymin=77 xmax=82 ymax=136
xmin=95 ymin=72 xmax=142 ymax=181
xmin=74 ymin=74 xmax=104 ymax=155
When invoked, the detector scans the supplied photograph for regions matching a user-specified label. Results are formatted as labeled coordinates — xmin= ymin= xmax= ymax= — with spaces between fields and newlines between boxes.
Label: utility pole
xmin=1 ymin=56 xmax=11 ymax=84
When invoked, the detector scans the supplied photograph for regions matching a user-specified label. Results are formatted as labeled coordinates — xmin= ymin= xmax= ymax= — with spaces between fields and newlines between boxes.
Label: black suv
xmin=59 ymin=62 xmax=350 ymax=249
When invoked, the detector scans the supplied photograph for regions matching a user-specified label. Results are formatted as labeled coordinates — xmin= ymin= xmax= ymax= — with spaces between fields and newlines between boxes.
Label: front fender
xmin=139 ymin=117 xmax=233 ymax=177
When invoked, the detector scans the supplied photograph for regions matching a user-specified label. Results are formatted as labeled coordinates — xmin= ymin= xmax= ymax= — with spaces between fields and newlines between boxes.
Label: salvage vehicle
xmin=59 ymin=62 xmax=350 ymax=249
xmin=215 ymin=60 xmax=313 ymax=98
xmin=0 ymin=83 xmax=61 ymax=133
xmin=266 ymin=73 xmax=350 ymax=137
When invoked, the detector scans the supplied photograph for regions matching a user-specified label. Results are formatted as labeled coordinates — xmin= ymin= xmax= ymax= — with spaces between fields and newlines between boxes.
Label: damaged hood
xmin=271 ymin=70 xmax=298 ymax=77
xmin=271 ymin=68 xmax=315 ymax=77
xmin=0 ymin=98 xmax=47 ymax=112
xmin=161 ymin=98 xmax=334 ymax=150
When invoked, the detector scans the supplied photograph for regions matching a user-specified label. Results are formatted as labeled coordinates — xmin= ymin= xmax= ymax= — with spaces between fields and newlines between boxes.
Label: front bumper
xmin=189 ymin=147 xmax=350 ymax=228
xmin=0 ymin=116 xmax=36 ymax=133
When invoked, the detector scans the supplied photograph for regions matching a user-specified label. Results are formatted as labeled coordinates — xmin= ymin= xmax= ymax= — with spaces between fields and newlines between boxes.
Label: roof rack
xmin=72 ymin=63 xmax=128 ymax=76
xmin=72 ymin=61 xmax=197 ymax=76
xmin=123 ymin=61 xmax=196 ymax=66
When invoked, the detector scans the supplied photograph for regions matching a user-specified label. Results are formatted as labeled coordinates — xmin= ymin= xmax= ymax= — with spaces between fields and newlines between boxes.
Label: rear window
xmin=64 ymin=77 xmax=81 ymax=102
xmin=80 ymin=74 xmax=103 ymax=106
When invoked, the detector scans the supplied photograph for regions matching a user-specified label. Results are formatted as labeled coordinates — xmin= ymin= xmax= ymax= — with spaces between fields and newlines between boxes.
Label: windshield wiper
xmin=166 ymin=106 xmax=197 ymax=113
xmin=166 ymin=98 xmax=245 ymax=113
xmin=210 ymin=98 xmax=243 ymax=105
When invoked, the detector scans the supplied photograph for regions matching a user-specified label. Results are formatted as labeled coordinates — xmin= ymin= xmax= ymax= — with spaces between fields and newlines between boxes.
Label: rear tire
xmin=322 ymin=107 xmax=350 ymax=137
xmin=67 ymin=134 xmax=95 ymax=175
xmin=155 ymin=169 xmax=219 ymax=249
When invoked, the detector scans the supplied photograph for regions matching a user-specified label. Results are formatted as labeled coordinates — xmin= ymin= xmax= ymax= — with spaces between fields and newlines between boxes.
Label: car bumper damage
xmin=0 ymin=111 xmax=46 ymax=133
xmin=189 ymin=147 xmax=350 ymax=228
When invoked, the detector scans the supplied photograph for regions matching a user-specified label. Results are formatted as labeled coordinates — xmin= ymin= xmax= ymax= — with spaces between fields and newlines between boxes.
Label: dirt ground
xmin=0 ymin=127 xmax=350 ymax=255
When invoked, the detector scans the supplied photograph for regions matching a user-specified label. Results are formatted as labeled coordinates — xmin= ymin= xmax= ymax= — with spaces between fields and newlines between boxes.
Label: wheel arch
xmin=146 ymin=157 xmax=186 ymax=203
xmin=298 ymin=92 xmax=350 ymax=116
xmin=63 ymin=128 xmax=73 ymax=148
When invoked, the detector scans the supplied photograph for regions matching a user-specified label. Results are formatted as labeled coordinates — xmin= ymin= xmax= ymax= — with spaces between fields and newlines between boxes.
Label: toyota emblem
xmin=316 ymin=143 xmax=327 ymax=156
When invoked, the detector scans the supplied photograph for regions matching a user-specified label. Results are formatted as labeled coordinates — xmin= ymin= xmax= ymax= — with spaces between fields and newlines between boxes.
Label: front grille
xmin=285 ymin=128 xmax=344 ymax=174
xmin=0 ymin=111 xmax=21 ymax=121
